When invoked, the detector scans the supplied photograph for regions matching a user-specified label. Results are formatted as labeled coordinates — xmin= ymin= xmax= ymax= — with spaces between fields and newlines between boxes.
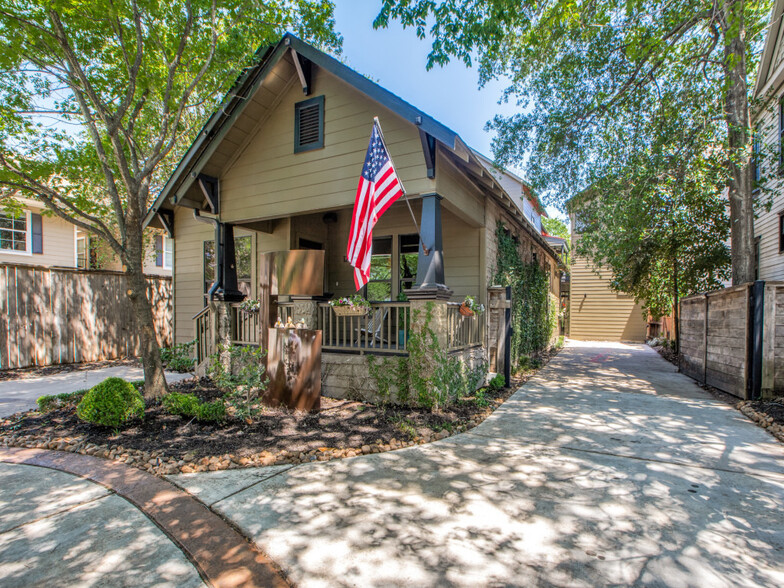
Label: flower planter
xmin=332 ymin=306 xmax=368 ymax=317
xmin=459 ymin=303 xmax=475 ymax=317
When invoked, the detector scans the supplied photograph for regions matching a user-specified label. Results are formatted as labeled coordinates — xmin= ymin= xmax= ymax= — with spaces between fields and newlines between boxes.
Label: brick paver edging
xmin=0 ymin=447 xmax=289 ymax=588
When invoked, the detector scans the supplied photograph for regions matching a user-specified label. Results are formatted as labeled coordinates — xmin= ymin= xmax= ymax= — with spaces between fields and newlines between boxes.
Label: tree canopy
xmin=541 ymin=217 xmax=568 ymax=241
xmin=375 ymin=0 xmax=772 ymax=285
xmin=0 ymin=0 xmax=340 ymax=395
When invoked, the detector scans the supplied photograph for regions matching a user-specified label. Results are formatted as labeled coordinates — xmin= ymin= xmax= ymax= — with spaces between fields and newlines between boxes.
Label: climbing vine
xmin=367 ymin=302 xmax=487 ymax=411
xmin=494 ymin=222 xmax=556 ymax=369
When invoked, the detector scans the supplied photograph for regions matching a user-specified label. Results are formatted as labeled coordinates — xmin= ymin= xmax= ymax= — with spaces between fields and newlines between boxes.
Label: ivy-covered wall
xmin=493 ymin=221 xmax=559 ymax=369
xmin=484 ymin=197 xmax=559 ymax=300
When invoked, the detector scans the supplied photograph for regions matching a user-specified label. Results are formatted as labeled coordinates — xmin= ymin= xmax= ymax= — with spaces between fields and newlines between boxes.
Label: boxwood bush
xmin=162 ymin=391 xmax=200 ymax=417
xmin=162 ymin=392 xmax=225 ymax=423
xmin=76 ymin=377 xmax=145 ymax=428
xmin=37 ymin=389 xmax=88 ymax=413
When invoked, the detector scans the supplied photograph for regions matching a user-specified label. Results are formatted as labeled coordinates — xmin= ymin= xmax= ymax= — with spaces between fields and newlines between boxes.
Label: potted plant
xmin=238 ymin=298 xmax=260 ymax=313
xmin=459 ymin=295 xmax=485 ymax=318
xmin=329 ymin=294 xmax=371 ymax=317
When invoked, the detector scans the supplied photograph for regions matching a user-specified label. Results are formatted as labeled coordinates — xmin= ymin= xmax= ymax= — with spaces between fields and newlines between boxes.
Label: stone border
xmin=737 ymin=401 xmax=784 ymax=443
xmin=0 ymin=447 xmax=290 ymax=588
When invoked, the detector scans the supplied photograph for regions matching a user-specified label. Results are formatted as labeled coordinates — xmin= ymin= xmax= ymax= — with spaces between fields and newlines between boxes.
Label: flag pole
xmin=373 ymin=116 xmax=430 ymax=256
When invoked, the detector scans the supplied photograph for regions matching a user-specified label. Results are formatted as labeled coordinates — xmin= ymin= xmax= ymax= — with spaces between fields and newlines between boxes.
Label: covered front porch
xmin=189 ymin=193 xmax=498 ymax=402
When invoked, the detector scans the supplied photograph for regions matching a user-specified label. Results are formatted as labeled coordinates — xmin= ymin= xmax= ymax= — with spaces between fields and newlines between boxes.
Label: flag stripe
xmin=346 ymin=121 xmax=405 ymax=290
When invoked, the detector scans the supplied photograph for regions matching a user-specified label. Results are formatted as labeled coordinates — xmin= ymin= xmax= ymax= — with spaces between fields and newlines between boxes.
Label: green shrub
xmin=162 ymin=392 xmax=200 ymax=417
xmin=162 ymin=392 xmax=225 ymax=423
xmin=488 ymin=374 xmax=505 ymax=390
xmin=208 ymin=344 xmax=268 ymax=419
xmin=76 ymin=378 xmax=145 ymax=428
xmin=160 ymin=340 xmax=196 ymax=372
xmin=195 ymin=400 xmax=226 ymax=422
xmin=474 ymin=388 xmax=490 ymax=408
xmin=37 ymin=389 xmax=88 ymax=413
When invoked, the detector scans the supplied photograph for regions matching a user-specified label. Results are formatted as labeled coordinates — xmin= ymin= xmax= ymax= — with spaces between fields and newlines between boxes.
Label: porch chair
xmin=357 ymin=307 xmax=390 ymax=348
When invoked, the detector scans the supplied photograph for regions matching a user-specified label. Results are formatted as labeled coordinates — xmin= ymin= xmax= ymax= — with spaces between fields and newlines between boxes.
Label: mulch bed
xmin=652 ymin=344 xmax=784 ymax=443
xmin=0 ymin=348 xmax=560 ymax=475
xmin=0 ymin=358 xmax=142 ymax=381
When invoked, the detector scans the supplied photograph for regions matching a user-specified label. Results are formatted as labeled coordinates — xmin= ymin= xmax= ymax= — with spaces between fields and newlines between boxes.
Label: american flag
xmin=346 ymin=120 xmax=405 ymax=290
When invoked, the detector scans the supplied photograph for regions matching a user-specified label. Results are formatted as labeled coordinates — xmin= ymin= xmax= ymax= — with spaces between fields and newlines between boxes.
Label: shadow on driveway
xmin=171 ymin=341 xmax=784 ymax=587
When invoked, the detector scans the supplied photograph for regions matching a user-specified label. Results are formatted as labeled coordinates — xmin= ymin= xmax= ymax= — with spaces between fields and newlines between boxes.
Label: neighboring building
xmin=0 ymin=197 xmax=171 ymax=275
xmin=752 ymin=0 xmax=784 ymax=281
xmin=567 ymin=200 xmax=647 ymax=342
xmin=144 ymin=32 xmax=561 ymax=376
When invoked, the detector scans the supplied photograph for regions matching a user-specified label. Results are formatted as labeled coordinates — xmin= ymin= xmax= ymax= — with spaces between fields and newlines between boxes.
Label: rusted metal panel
xmin=265 ymin=328 xmax=321 ymax=412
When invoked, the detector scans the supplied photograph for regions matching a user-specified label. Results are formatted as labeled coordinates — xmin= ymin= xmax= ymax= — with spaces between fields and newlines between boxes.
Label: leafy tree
xmin=0 ymin=0 xmax=340 ymax=398
xmin=375 ymin=0 xmax=772 ymax=285
xmin=571 ymin=85 xmax=732 ymax=349
xmin=541 ymin=217 xmax=568 ymax=240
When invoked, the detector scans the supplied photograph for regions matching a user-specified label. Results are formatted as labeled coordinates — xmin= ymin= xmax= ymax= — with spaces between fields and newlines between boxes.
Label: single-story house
xmin=144 ymin=33 xmax=561 ymax=397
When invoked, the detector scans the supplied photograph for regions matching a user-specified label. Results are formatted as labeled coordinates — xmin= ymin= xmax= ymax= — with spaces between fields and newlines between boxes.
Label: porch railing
xmin=231 ymin=304 xmax=259 ymax=345
xmin=447 ymin=302 xmax=485 ymax=351
xmin=195 ymin=299 xmax=485 ymax=360
xmin=276 ymin=301 xmax=295 ymax=324
xmin=194 ymin=306 xmax=212 ymax=365
xmin=318 ymin=302 xmax=411 ymax=354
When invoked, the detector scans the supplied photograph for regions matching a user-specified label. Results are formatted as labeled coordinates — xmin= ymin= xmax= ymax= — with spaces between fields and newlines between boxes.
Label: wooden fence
xmin=680 ymin=281 xmax=784 ymax=399
xmin=0 ymin=264 xmax=172 ymax=370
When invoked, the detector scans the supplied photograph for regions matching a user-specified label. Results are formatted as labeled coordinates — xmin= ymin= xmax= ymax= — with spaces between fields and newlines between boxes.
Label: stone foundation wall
xmin=322 ymin=346 xmax=488 ymax=405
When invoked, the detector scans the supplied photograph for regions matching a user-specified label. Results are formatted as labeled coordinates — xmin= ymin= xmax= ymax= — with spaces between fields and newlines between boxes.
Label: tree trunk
xmin=722 ymin=0 xmax=755 ymax=285
xmin=673 ymin=254 xmax=680 ymax=356
xmin=125 ymin=222 xmax=169 ymax=400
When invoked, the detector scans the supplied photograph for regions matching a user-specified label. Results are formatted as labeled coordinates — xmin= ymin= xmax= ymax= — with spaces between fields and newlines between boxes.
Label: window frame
xmin=76 ymin=235 xmax=88 ymax=268
xmin=162 ymin=236 xmax=174 ymax=270
xmin=0 ymin=210 xmax=32 ymax=256
xmin=294 ymin=95 xmax=325 ymax=153
xmin=363 ymin=235 xmax=393 ymax=302
xmin=779 ymin=212 xmax=784 ymax=254
xmin=779 ymin=95 xmax=784 ymax=172
xmin=398 ymin=233 xmax=419 ymax=295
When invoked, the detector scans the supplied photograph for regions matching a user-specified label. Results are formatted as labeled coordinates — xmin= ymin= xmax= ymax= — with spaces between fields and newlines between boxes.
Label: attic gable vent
xmin=294 ymin=95 xmax=324 ymax=153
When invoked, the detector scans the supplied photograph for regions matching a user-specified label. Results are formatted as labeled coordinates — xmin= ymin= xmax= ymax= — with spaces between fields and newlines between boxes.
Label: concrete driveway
xmin=169 ymin=341 xmax=784 ymax=587
xmin=0 ymin=366 xmax=192 ymax=417
xmin=0 ymin=462 xmax=205 ymax=587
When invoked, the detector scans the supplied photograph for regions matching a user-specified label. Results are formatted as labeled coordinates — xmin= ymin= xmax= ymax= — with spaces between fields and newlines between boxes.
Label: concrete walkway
xmin=0 ymin=461 xmax=206 ymax=587
xmin=0 ymin=366 xmax=192 ymax=417
xmin=169 ymin=341 xmax=784 ymax=587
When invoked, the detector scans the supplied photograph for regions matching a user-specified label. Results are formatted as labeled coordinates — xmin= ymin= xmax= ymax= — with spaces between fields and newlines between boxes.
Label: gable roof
xmin=143 ymin=34 xmax=558 ymax=260
xmin=144 ymin=33 xmax=467 ymax=226
xmin=753 ymin=0 xmax=784 ymax=100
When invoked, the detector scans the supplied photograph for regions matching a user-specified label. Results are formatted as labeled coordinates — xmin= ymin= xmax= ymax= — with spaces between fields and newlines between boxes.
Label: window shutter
xmin=155 ymin=234 xmax=163 ymax=266
xmin=294 ymin=95 xmax=324 ymax=153
xmin=31 ymin=214 xmax=43 ymax=254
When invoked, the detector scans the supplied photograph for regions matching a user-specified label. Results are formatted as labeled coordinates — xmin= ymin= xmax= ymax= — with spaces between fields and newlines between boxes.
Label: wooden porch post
xmin=405 ymin=193 xmax=452 ymax=301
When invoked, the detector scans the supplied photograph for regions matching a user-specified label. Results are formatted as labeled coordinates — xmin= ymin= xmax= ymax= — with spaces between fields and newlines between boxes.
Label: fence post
xmin=703 ymin=294 xmax=708 ymax=385
xmin=749 ymin=280 xmax=765 ymax=401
